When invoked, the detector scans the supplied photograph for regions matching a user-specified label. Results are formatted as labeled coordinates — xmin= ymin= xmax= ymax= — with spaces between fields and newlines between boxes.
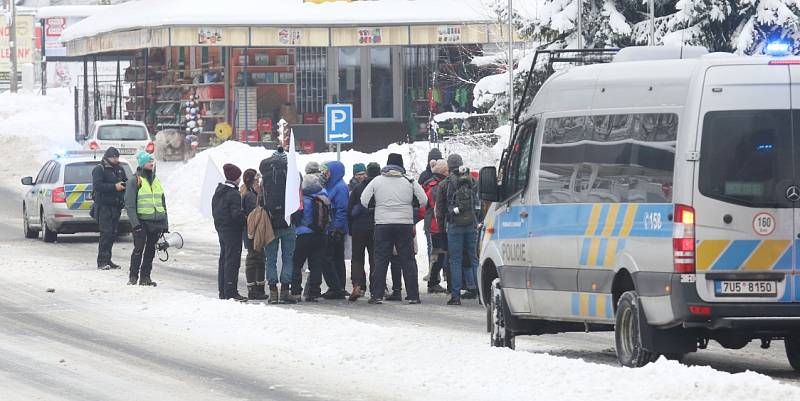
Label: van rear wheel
xmin=785 ymin=333 xmax=800 ymax=371
xmin=489 ymin=278 xmax=515 ymax=349
xmin=615 ymin=291 xmax=654 ymax=367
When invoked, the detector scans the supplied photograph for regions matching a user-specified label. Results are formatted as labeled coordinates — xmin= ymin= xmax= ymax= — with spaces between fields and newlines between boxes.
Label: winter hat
xmin=447 ymin=153 xmax=464 ymax=171
xmin=136 ymin=151 xmax=153 ymax=167
xmin=386 ymin=153 xmax=404 ymax=168
xmin=104 ymin=147 xmax=120 ymax=159
xmin=242 ymin=169 xmax=258 ymax=187
xmin=272 ymin=148 xmax=287 ymax=160
xmin=427 ymin=148 xmax=443 ymax=162
xmin=223 ymin=163 xmax=242 ymax=182
xmin=366 ymin=162 xmax=381 ymax=178
xmin=353 ymin=163 xmax=367 ymax=176
xmin=305 ymin=161 xmax=321 ymax=175
xmin=302 ymin=173 xmax=323 ymax=193
xmin=432 ymin=159 xmax=449 ymax=176
xmin=320 ymin=162 xmax=330 ymax=175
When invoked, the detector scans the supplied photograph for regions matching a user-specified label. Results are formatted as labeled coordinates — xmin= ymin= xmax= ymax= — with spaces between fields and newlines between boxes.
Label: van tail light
xmin=673 ymin=204 xmax=696 ymax=273
xmin=51 ymin=187 xmax=67 ymax=203
xmin=89 ymin=141 xmax=99 ymax=150
xmin=688 ymin=305 xmax=711 ymax=316
xmin=145 ymin=142 xmax=155 ymax=154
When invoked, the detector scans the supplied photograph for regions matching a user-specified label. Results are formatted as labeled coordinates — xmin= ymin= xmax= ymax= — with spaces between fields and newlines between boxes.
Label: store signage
xmin=325 ymin=104 xmax=354 ymax=144
xmin=438 ymin=25 xmax=462 ymax=43
xmin=278 ymin=28 xmax=302 ymax=45
xmin=0 ymin=15 xmax=34 ymax=73
xmin=197 ymin=27 xmax=223 ymax=45
xmin=357 ymin=28 xmax=382 ymax=45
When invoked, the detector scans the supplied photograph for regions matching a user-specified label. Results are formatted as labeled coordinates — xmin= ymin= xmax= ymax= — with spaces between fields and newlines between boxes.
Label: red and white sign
xmin=46 ymin=18 xmax=67 ymax=37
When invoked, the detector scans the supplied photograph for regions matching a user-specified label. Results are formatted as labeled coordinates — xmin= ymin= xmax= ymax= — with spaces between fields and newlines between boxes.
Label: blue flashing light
xmin=757 ymin=144 xmax=774 ymax=151
xmin=766 ymin=42 xmax=791 ymax=57
xmin=54 ymin=149 xmax=67 ymax=158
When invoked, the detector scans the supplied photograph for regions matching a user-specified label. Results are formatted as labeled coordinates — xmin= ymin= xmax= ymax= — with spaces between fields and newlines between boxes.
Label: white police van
xmin=477 ymin=46 xmax=800 ymax=368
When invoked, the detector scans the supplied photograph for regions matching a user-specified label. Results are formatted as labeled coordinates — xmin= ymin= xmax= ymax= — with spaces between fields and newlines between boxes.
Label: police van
xmin=477 ymin=46 xmax=800 ymax=368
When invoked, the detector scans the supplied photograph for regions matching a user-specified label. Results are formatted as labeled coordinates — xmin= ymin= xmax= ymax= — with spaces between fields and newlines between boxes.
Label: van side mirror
xmin=21 ymin=177 xmax=33 ymax=186
xmin=479 ymin=166 xmax=500 ymax=202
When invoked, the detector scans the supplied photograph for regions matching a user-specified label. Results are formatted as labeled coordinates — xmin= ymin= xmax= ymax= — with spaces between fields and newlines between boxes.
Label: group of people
xmin=91 ymin=145 xmax=482 ymax=307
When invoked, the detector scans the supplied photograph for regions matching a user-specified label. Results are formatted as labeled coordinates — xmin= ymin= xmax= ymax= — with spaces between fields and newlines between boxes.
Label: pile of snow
xmin=0 ymin=89 xmax=79 ymax=194
xmin=433 ymin=112 xmax=473 ymax=123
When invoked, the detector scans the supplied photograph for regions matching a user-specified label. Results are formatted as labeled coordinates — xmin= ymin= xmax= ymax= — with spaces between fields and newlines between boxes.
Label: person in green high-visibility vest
xmin=125 ymin=151 xmax=169 ymax=287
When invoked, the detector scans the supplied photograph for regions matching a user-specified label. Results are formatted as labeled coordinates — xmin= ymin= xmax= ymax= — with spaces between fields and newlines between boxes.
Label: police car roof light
xmin=57 ymin=150 xmax=101 ymax=159
xmin=766 ymin=42 xmax=791 ymax=57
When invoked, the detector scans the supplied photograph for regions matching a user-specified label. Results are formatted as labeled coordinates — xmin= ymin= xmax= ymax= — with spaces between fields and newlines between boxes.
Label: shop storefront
xmin=61 ymin=0 xmax=507 ymax=152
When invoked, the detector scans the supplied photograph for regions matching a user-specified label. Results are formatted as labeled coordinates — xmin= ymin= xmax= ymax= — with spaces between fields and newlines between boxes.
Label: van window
xmin=539 ymin=113 xmax=677 ymax=204
xmin=65 ymin=162 xmax=133 ymax=185
xmin=502 ymin=122 xmax=536 ymax=199
xmin=98 ymin=125 xmax=148 ymax=141
xmin=699 ymin=110 xmax=793 ymax=208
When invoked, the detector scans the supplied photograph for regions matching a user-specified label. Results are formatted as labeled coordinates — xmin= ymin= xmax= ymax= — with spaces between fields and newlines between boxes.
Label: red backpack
xmin=423 ymin=177 xmax=445 ymax=234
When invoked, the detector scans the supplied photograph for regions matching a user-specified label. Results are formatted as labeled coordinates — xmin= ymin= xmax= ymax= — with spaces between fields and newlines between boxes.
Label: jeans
xmin=372 ymin=224 xmax=419 ymax=300
xmin=447 ymin=223 xmax=478 ymax=298
xmin=264 ymin=226 xmax=296 ymax=286
xmin=97 ymin=205 xmax=121 ymax=267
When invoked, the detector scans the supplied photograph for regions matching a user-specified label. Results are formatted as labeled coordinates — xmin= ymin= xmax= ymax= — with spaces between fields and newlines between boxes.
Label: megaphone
xmin=157 ymin=232 xmax=184 ymax=262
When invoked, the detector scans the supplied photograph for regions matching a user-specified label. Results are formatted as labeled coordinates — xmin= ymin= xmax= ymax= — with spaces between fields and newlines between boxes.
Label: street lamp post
xmin=508 ymin=0 xmax=514 ymax=131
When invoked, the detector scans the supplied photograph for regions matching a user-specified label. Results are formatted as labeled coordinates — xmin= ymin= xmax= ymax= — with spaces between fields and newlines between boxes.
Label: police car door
xmin=495 ymin=119 xmax=537 ymax=315
xmin=693 ymin=64 xmax=795 ymax=303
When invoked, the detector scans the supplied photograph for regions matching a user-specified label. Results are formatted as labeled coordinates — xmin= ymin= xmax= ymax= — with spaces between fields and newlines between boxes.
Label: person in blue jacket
xmin=321 ymin=160 xmax=349 ymax=299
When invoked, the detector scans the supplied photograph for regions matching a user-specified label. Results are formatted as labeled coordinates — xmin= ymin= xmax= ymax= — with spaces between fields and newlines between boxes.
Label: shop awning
xmin=61 ymin=0 xmax=513 ymax=57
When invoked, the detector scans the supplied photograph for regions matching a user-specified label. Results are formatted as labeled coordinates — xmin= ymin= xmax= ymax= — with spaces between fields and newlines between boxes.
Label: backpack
xmin=424 ymin=177 xmax=444 ymax=233
xmin=447 ymin=174 xmax=477 ymax=226
xmin=309 ymin=194 xmax=332 ymax=233
xmin=259 ymin=156 xmax=288 ymax=229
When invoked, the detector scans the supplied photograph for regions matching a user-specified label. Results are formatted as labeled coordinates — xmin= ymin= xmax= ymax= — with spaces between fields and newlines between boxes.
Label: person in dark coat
xmin=348 ymin=163 xmax=367 ymax=191
xmin=241 ymin=169 xmax=267 ymax=300
xmin=92 ymin=147 xmax=128 ymax=270
xmin=347 ymin=162 xmax=380 ymax=301
xmin=212 ymin=163 xmax=247 ymax=302
xmin=125 ymin=152 xmax=168 ymax=286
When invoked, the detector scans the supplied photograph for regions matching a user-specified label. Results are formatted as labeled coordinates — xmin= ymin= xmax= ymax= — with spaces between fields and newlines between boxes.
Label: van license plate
xmin=715 ymin=281 xmax=777 ymax=297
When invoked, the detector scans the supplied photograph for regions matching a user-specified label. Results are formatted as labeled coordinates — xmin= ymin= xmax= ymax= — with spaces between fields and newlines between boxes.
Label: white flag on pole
xmin=284 ymin=129 xmax=301 ymax=225
xmin=200 ymin=155 xmax=224 ymax=219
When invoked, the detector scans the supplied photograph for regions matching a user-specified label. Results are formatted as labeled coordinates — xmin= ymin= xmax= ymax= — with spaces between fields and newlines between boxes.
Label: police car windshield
xmin=65 ymin=162 xmax=132 ymax=185
xmin=699 ymin=110 xmax=797 ymax=208
xmin=98 ymin=125 xmax=148 ymax=141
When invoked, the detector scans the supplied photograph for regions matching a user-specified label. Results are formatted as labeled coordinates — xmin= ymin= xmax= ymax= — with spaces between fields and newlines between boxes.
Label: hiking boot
xmin=367 ymin=297 xmax=383 ymax=305
xmin=248 ymin=284 xmax=268 ymax=300
xmin=348 ymin=285 xmax=363 ymax=302
xmin=139 ymin=278 xmax=157 ymax=287
xmin=97 ymin=264 xmax=112 ymax=271
xmin=461 ymin=289 xmax=479 ymax=300
xmin=109 ymin=261 xmax=122 ymax=270
xmin=268 ymin=286 xmax=279 ymax=304
xmin=280 ymin=285 xmax=297 ymax=304
xmin=127 ymin=277 xmax=138 ymax=286
xmin=228 ymin=293 xmax=248 ymax=303
xmin=408 ymin=299 xmax=422 ymax=305
xmin=447 ymin=297 xmax=461 ymax=305
xmin=385 ymin=290 xmax=402 ymax=302
xmin=322 ymin=290 xmax=346 ymax=300
xmin=427 ymin=284 xmax=447 ymax=294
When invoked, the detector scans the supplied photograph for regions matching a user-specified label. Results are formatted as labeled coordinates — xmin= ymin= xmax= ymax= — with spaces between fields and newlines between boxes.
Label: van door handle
xmin=519 ymin=210 xmax=529 ymax=219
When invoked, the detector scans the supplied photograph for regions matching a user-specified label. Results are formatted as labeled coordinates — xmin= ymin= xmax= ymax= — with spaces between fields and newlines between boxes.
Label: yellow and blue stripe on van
xmin=696 ymin=239 xmax=794 ymax=271
xmin=64 ymin=184 xmax=94 ymax=210
xmin=570 ymin=292 xmax=614 ymax=319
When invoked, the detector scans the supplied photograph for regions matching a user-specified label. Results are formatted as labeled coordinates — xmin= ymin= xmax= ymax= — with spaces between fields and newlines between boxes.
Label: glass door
xmin=333 ymin=47 xmax=400 ymax=121
xmin=369 ymin=47 xmax=394 ymax=119
xmin=337 ymin=47 xmax=362 ymax=119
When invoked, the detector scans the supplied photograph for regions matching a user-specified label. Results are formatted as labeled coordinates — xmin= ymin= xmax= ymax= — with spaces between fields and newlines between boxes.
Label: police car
xmin=83 ymin=120 xmax=155 ymax=162
xmin=21 ymin=151 xmax=133 ymax=242
xmin=477 ymin=45 xmax=800 ymax=369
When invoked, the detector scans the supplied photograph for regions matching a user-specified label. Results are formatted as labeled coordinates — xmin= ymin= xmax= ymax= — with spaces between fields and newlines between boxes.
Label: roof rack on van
xmin=514 ymin=48 xmax=619 ymax=123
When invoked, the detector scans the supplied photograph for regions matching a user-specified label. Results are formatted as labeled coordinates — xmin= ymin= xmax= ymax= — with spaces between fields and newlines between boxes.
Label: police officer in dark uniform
xmin=92 ymin=147 xmax=128 ymax=270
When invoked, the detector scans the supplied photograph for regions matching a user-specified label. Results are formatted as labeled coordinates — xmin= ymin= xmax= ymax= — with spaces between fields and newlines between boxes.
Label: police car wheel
xmin=23 ymin=206 xmax=38 ymax=239
xmin=785 ymin=333 xmax=800 ymax=371
xmin=41 ymin=213 xmax=57 ymax=243
xmin=490 ymin=278 xmax=515 ymax=349
xmin=615 ymin=291 xmax=654 ymax=368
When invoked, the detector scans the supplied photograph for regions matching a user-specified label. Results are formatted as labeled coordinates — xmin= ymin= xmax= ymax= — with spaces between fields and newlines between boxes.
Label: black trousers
xmin=292 ymin=233 xmax=326 ymax=296
xmin=350 ymin=229 xmax=374 ymax=289
xmin=218 ymin=229 xmax=243 ymax=299
xmin=130 ymin=221 xmax=161 ymax=280
xmin=97 ymin=205 xmax=121 ymax=267
xmin=245 ymin=248 xmax=265 ymax=285
xmin=323 ymin=234 xmax=346 ymax=292
xmin=373 ymin=224 xmax=418 ymax=300
xmin=389 ymin=255 xmax=403 ymax=292
xmin=429 ymin=232 xmax=449 ymax=288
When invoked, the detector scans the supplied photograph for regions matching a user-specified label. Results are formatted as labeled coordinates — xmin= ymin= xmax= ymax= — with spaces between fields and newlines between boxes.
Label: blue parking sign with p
xmin=325 ymin=104 xmax=354 ymax=144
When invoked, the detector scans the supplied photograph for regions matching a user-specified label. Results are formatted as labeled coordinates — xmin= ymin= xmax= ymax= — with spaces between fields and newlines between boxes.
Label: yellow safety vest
xmin=136 ymin=175 xmax=166 ymax=220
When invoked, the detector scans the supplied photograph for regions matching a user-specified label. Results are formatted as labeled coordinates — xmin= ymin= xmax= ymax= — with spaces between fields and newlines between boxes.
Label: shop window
xmin=296 ymin=47 xmax=328 ymax=118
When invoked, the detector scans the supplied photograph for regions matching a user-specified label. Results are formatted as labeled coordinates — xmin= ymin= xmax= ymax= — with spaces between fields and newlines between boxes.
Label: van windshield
xmin=699 ymin=110 xmax=795 ymax=208
xmin=98 ymin=125 xmax=148 ymax=141
xmin=65 ymin=162 xmax=132 ymax=185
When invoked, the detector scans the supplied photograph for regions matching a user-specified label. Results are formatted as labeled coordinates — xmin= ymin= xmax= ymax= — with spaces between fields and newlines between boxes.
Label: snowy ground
xmin=2 ymin=91 xmax=800 ymax=401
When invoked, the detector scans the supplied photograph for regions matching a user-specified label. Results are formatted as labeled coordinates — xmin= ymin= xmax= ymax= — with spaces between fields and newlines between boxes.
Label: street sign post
xmin=325 ymin=104 xmax=353 ymax=161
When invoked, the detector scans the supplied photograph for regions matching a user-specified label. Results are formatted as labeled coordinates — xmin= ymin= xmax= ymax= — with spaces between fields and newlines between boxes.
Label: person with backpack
xmin=436 ymin=154 xmax=480 ymax=305
xmin=421 ymin=159 xmax=450 ymax=294
xmin=125 ymin=151 xmax=167 ymax=287
xmin=241 ymin=169 xmax=267 ymax=301
xmin=212 ymin=163 xmax=247 ymax=302
xmin=320 ymin=160 xmax=349 ymax=299
xmin=92 ymin=147 xmax=128 ymax=270
xmin=260 ymin=149 xmax=300 ymax=304
xmin=292 ymin=173 xmax=336 ymax=302
xmin=347 ymin=162 xmax=380 ymax=301
xmin=361 ymin=153 xmax=427 ymax=305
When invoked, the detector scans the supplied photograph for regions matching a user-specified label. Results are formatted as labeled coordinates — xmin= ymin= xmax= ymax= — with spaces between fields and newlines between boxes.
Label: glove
xmin=453 ymin=207 xmax=461 ymax=215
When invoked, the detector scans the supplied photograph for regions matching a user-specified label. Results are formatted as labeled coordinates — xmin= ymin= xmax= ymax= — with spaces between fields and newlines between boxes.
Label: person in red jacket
xmin=420 ymin=159 xmax=450 ymax=294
